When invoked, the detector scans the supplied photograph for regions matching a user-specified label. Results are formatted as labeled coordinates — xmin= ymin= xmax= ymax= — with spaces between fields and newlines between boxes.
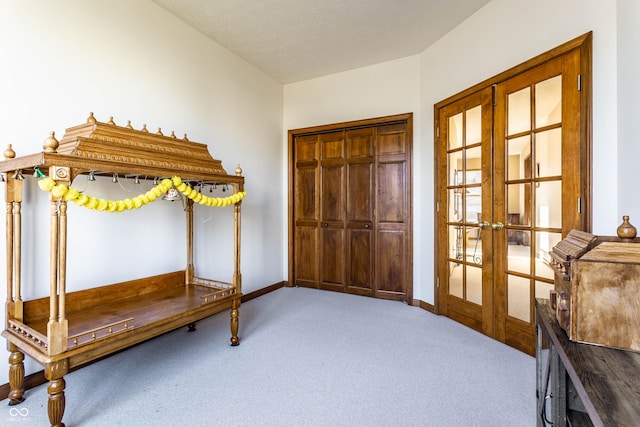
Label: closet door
xmin=293 ymin=134 xmax=319 ymax=288
xmin=375 ymin=123 xmax=411 ymax=301
xmin=319 ymin=131 xmax=346 ymax=292
xmin=346 ymin=128 xmax=375 ymax=296
xmin=289 ymin=113 xmax=413 ymax=302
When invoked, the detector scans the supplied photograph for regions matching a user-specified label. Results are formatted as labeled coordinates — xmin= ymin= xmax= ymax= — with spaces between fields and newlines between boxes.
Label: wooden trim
xmin=289 ymin=113 xmax=413 ymax=136
xmin=241 ymin=281 xmax=285 ymax=303
xmin=412 ymin=299 xmax=435 ymax=313
xmin=1 ymin=281 xmax=285 ymax=399
xmin=579 ymin=32 xmax=593 ymax=232
xmin=434 ymin=32 xmax=592 ymax=109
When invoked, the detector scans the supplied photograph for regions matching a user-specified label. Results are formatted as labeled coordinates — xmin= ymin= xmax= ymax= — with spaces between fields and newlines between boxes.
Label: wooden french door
xmin=436 ymin=34 xmax=591 ymax=355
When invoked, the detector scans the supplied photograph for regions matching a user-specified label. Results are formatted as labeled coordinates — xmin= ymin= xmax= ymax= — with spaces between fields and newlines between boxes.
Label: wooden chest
xmin=550 ymin=231 xmax=640 ymax=352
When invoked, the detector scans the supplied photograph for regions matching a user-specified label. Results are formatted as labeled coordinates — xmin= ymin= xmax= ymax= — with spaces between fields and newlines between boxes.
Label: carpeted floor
xmin=0 ymin=287 xmax=534 ymax=426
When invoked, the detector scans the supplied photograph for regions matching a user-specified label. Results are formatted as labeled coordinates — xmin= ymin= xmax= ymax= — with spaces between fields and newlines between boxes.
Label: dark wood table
xmin=536 ymin=299 xmax=640 ymax=426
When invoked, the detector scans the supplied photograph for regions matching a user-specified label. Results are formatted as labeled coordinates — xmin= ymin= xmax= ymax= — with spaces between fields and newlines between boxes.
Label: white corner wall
xmin=284 ymin=0 xmax=620 ymax=308
xmin=0 ymin=0 xmax=284 ymax=380
xmin=617 ymin=0 xmax=640 ymax=218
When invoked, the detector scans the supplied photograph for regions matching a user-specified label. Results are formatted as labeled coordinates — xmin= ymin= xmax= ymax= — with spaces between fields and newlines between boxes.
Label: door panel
xmin=375 ymin=230 xmax=405 ymax=296
xmin=438 ymin=86 xmax=494 ymax=336
xmin=320 ymin=132 xmax=346 ymax=292
xmin=320 ymin=227 xmax=345 ymax=291
xmin=293 ymin=134 xmax=319 ymax=288
xmin=294 ymin=226 xmax=318 ymax=287
xmin=347 ymin=228 xmax=372 ymax=294
xmin=376 ymin=123 xmax=410 ymax=300
xmin=346 ymin=128 xmax=374 ymax=295
xmin=494 ymin=51 xmax=583 ymax=354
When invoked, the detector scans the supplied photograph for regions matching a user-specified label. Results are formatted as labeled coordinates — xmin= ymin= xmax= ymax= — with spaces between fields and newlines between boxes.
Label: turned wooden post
xmin=5 ymin=177 xmax=24 ymax=321
xmin=230 ymin=166 xmax=243 ymax=346
xmin=6 ymin=176 xmax=25 ymax=405
xmin=185 ymin=198 xmax=194 ymax=285
xmin=45 ymin=359 xmax=68 ymax=427
xmin=230 ymin=297 xmax=240 ymax=346
xmin=8 ymin=344 xmax=25 ymax=405
xmin=47 ymin=167 xmax=69 ymax=356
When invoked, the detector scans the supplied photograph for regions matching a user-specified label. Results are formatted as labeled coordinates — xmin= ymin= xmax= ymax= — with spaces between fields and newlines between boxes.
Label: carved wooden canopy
xmin=0 ymin=113 xmax=243 ymax=184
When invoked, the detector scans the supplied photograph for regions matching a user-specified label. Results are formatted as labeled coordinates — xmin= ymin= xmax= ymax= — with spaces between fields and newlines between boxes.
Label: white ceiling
xmin=152 ymin=0 xmax=491 ymax=84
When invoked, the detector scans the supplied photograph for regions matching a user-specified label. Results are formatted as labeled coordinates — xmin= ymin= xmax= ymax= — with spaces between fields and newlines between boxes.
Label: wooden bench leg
xmin=230 ymin=298 xmax=240 ymax=346
xmin=8 ymin=345 xmax=25 ymax=405
xmin=45 ymin=359 xmax=68 ymax=427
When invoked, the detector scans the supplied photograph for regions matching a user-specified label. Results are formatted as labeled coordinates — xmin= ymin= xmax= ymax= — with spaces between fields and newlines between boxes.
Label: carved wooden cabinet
xmin=1 ymin=114 xmax=245 ymax=426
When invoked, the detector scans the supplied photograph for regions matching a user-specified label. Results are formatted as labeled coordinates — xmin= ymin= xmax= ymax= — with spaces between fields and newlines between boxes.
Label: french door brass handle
xmin=478 ymin=221 xmax=490 ymax=230
xmin=492 ymin=222 xmax=504 ymax=230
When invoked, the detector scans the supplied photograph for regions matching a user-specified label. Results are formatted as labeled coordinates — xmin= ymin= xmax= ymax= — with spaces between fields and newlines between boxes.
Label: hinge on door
xmin=492 ymin=84 xmax=497 ymax=106
xmin=436 ymin=276 xmax=440 ymax=288
xmin=436 ymin=201 xmax=440 ymax=212
xmin=436 ymin=126 xmax=440 ymax=138
xmin=578 ymin=74 xmax=582 ymax=91
xmin=577 ymin=197 xmax=582 ymax=213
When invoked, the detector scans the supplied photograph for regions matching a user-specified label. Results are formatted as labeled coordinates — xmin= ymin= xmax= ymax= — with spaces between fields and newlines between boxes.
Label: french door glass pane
xmin=467 ymin=265 xmax=482 ymax=305
xmin=449 ymin=225 xmax=465 ymax=260
xmin=535 ymin=181 xmax=562 ymax=228
xmin=508 ymin=87 xmax=531 ymax=135
xmin=508 ymin=237 xmax=531 ymax=275
xmin=535 ymin=280 xmax=554 ymax=300
xmin=449 ymin=189 xmax=462 ymax=223
xmin=466 ymin=106 xmax=482 ymax=145
xmin=465 ymin=146 xmax=482 ymax=174
xmin=466 ymin=188 xmax=481 ymax=224
xmin=507 ymin=135 xmax=531 ymax=180
xmin=535 ymin=128 xmax=562 ymax=177
xmin=506 ymin=183 xmax=531 ymax=226
xmin=448 ymin=151 xmax=463 ymax=186
xmin=535 ymin=76 xmax=562 ymax=128
xmin=508 ymin=274 xmax=530 ymax=322
xmin=535 ymin=231 xmax=561 ymax=280
xmin=448 ymin=113 xmax=464 ymax=149
xmin=449 ymin=262 xmax=463 ymax=298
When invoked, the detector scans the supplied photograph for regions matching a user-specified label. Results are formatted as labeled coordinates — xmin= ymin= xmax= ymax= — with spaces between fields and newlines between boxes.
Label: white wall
xmin=617 ymin=0 xmax=640 ymax=218
xmin=0 ymin=0 xmax=284 ymax=380
xmin=284 ymin=0 xmax=620 ymax=307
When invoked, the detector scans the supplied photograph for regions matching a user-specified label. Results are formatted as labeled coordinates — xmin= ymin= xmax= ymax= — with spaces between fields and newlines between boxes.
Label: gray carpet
xmin=1 ymin=287 xmax=534 ymax=426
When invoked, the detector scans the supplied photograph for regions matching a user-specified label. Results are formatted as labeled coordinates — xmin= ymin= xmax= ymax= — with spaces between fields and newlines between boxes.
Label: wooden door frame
xmin=433 ymin=32 xmax=592 ymax=315
xmin=288 ymin=112 xmax=414 ymax=303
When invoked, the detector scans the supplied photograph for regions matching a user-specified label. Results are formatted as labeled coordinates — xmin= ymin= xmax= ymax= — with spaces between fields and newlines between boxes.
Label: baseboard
xmin=242 ymin=281 xmax=285 ymax=303
xmin=413 ymin=299 xmax=435 ymax=313
xmin=0 ymin=281 xmax=286 ymax=401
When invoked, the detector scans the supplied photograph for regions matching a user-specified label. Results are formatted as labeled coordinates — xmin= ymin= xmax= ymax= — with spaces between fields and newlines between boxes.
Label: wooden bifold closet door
xmin=289 ymin=114 xmax=413 ymax=303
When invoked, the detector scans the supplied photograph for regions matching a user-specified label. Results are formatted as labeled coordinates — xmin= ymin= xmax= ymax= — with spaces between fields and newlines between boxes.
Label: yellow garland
xmin=38 ymin=176 xmax=246 ymax=213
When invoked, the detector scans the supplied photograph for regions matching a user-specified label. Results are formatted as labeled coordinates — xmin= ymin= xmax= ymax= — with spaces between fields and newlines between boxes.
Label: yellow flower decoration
xmin=38 ymin=177 xmax=56 ymax=192
xmin=37 ymin=173 xmax=246 ymax=213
